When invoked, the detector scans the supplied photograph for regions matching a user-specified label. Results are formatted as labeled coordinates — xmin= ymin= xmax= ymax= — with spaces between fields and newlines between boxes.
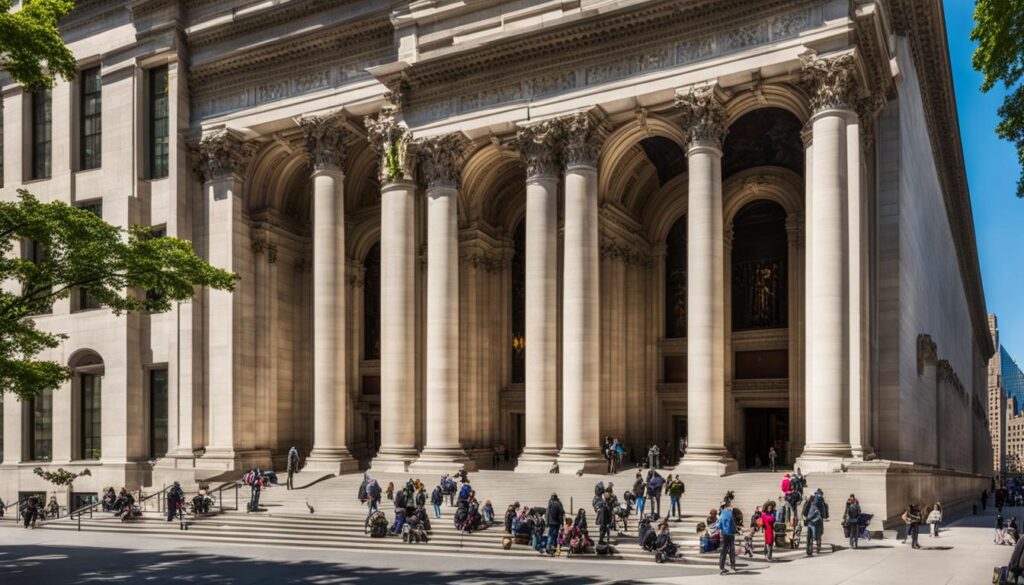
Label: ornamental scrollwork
xmin=299 ymin=114 xmax=347 ymax=171
xmin=800 ymin=52 xmax=859 ymax=112
xmin=511 ymin=120 xmax=562 ymax=178
xmin=190 ymin=131 xmax=258 ymax=183
xmin=365 ymin=110 xmax=415 ymax=184
xmin=560 ymin=111 xmax=604 ymax=168
xmin=418 ymin=133 xmax=468 ymax=189
xmin=674 ymin=86 xmax=728 ymax=150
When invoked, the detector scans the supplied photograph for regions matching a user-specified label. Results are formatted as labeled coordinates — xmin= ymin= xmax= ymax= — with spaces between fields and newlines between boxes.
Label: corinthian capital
xmin=801 ymin=52 xmax=859 ymax=112
xmin=418 ymin=133 xmax=468 ymax=189
xmin=190 ymin=131 xmax=258 ymax=183
xmin=365 ymin=111 xmax=415 ymax=184
xmin=675 ymin=86 xmax=728 ymax=150
xmin=560 ymin=111 xmax=605 ymax=168
xmin=511 ymin=120 xmax=561 ymax=178
xmin=300 ymin=114 xmax=347 ymax=171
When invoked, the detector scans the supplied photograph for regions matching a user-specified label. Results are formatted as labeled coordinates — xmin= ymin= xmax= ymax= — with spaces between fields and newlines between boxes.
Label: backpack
xmin=357 ymin=481 xmax=368 ymax=502
xmin=594 ymin=481 xmax=605 ymax=498
xmin=243 ymin=471 xmax=255 ymax=486
xmin=369 ymin=513 xmax=388 ymax=538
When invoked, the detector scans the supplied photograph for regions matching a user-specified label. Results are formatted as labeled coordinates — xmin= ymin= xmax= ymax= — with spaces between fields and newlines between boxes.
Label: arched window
xmin=72 ymin=352 xmax=104 ymax=460
xmin=731 ymin=200 xmax=788 ymax=330
xmin=511 ymin=221 xmax=526 ymax=384
xmin=664 ymin=215 xmax=687 ymax=338
xmin=364 ymin=243 xmax=381 ymax=360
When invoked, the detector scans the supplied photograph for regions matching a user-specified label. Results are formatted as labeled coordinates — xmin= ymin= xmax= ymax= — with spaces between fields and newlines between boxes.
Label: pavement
xmin=0 ymin=505 xmax=1015 ymax=584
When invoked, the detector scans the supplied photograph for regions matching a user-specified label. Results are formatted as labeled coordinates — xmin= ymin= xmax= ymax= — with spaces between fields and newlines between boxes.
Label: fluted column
xmin=675 ymin=87 xmax=736 ymax=476
xmin=797 ymin=53 xmax=857 ymax=470
xmin=410 ymin=134 xmax=475 ymax=472
xmin=557 ymin=112 xmax=605 ymax=474
xmin=367 ymin=111 xmax=420 ymax=472
xmin=514 ymin=121 xmax=561 ymax=473
xmin=301 ymin=115 xmax=358 ymax=473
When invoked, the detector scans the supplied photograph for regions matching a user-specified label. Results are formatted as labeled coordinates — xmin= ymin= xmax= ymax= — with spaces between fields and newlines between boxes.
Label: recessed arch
xmin=599 ymin=115 xmax=687 ymax=206
xmin=461 ymin=142 xmax=525 ymax=233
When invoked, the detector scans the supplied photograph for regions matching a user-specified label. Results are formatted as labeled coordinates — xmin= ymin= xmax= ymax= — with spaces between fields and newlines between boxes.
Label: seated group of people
xmin=996 ymin=514 xmax=1020 ymax=546
xmin=638 ymin=514 xmax=680 ymax=561
xmin=452 ymin=481 xmax=494 ymax=533
xmin=101 ymin=487 xmax=137 ymax=519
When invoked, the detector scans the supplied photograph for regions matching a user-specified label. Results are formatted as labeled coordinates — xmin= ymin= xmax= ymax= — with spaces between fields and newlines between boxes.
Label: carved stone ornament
xmin=800 ymin=52 xmax=859 ymax=113
xmin=917 ymin=333 xmax=938 ymax=377
xmin=418 ymin=133 xmax=468 ymax=189
xmin=461 ymin=250 xmax=508 ymax=273
xmin=365 ymin=111 xmax=415 ymax=184
xmin=854 ymin=93 xmax=887 ymax=149
xmin=674 ymin=86 xmax=728 ymax=150
xmin=560 ymin=111 xmax=604 ymax=168
xmin=511 ymin=120 xmax=561 ymax=178
xmin=300 ymin=114 xmax=347 ymax=171
xmin=191 ymin=131 xmax=258 ymax=183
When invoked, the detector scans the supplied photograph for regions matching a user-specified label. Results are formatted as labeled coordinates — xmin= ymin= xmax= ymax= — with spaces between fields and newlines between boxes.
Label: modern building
xmin=1 ymin=0 xmax=993 ymax=518
xmin=990 ymin=315 xmax=1024 ymax=481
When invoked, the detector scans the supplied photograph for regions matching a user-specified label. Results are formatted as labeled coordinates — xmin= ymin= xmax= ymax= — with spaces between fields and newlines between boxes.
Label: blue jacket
xmin=719 ymin=508 xmax=736 ymax=536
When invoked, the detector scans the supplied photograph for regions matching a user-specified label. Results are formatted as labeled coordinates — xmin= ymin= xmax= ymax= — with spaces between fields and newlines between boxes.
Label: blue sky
xmin=944 ymin=1 xmax=1024 ymax=359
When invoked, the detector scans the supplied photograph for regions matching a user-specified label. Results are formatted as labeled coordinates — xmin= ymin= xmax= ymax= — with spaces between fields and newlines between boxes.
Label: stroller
xmin=789 ymin=520 xmax=803 ymax=549
xmin=856 ymin=513 xmax=874 ymax=541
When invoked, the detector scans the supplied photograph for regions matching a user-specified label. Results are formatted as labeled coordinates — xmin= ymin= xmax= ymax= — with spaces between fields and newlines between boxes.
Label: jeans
xmin=849 ymin=524 xmax=859 ymax=548
xmin=637 ymin=496 xmax=646 ymax=516
xmin=433 ymin=503 xmax=441 ymax=518
xmin=765 ymin=542 xmax=774 ymax=559
xmin=670 ymin=496 xmax=681 ymax=518
xmin=719 ymin=534 xmax=736 ymax=570
xmin=599 ymin=523 xmax=611 ymax=544
xmin=909 ymin=524 xmax=920 ymax=547
xmin=369 ymin=498 xmax=379 ymax=513
xmin=547 ymin=526 xmax=559 ymax=552
xmin=806 ymin=523 xmax=819 ymax=555
xmin=651 ymin=495 xmax=662 ymax=516
xmin=287 ymin=470 xmax=294 ymax=490
xmin=250 ymin=488 xmax=261 ymax=512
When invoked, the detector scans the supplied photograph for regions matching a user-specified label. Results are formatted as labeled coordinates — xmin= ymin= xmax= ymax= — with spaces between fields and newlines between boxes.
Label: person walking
xmin=761 ymin=501 xmax=777 ymax=560
xmin=166 ymin=481 xmax=185 ymax=522
xmin=648 ymin=471 xmax=665 ymax=516
xmin=668 ymin=475 xmax=685 ymax=521
xmin=648 ymin=444 xmax=661 ymax=470
xmin=803 ymin=491 xmax=826 ymax=556
xmin=596 ymin=492 xmax=613 ymax=545
xmin=678 ymin=435 xmax=687 ymax=463
xmin=927 ymin=502 xmax=943 ymax=537
xmin=844 ymin=494 xmax=862 ymax=549
xmin=286 ymin=446 xmax=300 ymax=490
xmin=768 ymin=446 xmax=778 ymax=473
xmin=546 ymin=494 xmax=564 ymax=555
xmin=249 ymin=470 xmax=263 ymax=512
xmin=368 ymin=479 xmax=382 ymax=515
xmin=902 ymin=504 xmax=922 ymax=549
xmin=718 ymin=500 xmax=738 ymax=574
xmin=634 ymin=472 xmax=647 ymax=517
xmin=431 ymin=485 xmax=443 ymax=519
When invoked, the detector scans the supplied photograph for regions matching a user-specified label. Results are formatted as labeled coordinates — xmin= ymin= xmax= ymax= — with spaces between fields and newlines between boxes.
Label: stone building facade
xmin=990 ymin=314 xmax=1024 ymax=480
xmin=1 ymin=0 xmax=992 ymax=512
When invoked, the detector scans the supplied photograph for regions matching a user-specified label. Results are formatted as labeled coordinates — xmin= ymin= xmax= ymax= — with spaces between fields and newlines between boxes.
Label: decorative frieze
xmin=511 ymin=121 xmax=561 ymax=179
xmin=190 ymin=131 xmax=258 ymax=184
xmin=855 ymin=93 xmax=887 ymax=149
xmin=405 ymin=4 xmax=823 ymax=125
xmin=418 ymin=134 xmax=468 ymax=189
xmin=461 ymin=250 xmax=508 ymax=273
xmin=365 ymin=110 xmax=415 ymax=185
xmin=936 ymin=359 xmax=968 ymax=405
xmin=299 ymin=114 xmax=347 ymax=171
xmin=560 ymin=111 xmax=605 ymax=168
xmin=917 ymin=334 xmax=938 ymax=377
xmin=800 ymin=52 xmax=859 ymax=112
xmin=675 ymin=86 xmax=728 ymax=150
xmin=599 ymin=238 xmax=652 ymax=267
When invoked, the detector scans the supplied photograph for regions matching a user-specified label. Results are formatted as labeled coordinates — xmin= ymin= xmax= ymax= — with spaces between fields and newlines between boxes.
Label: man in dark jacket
xmin=546 ymin=493 xmax=564 ymax=554
xmin=648 ymin=472 xmax=665 ymax=516
xmin=286 ymin=446 xmax=300 ymax=490
xmin=166 ymin=481 xmax=185 ymax=522
xmin=595 ymin=492 xmax=613 ymax=545
xmin=844 ymin=494 xmax=862 ymax=549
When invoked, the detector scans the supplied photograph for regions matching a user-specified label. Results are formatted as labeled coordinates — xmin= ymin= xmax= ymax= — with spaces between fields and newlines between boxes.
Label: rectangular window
xmin=80 ymin=374 xmax=101 ymax=459
xmin=71 ymin=492 xmax=98 ymax=511
xmin=80 ymin=67 xmax=102 ymax=170
xmin=29 ymin=388 xmax=53 ymax=461
xmin=145 ymin=226 xmax=166 ymax=304
xmin=21 ymin=239 xmax=51 ymax=314
xmin=32 ymin=89 xmax=52 ymax=179
xmin=149 ymin=66 xmax=169 ymax=179
xmin=150 ymin=368 xmax=168 ymax=458
xmin=75 ymin=202 xmax=103 ymax=311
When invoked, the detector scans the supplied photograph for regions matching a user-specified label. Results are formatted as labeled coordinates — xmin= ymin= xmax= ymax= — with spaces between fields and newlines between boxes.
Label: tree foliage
xmin=1 ymin=191 xmax=237 ymax=400
xmin=33 ymin=467 xmax=90 ymax=488
xmin=0 ymin=0 xmax=77 ymax=90
xmin=972 ymin=0 xmax=1024 ymax=197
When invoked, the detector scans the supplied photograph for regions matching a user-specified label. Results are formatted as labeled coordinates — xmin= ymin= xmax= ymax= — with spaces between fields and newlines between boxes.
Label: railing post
xmin=235 ymin=484 xmax=238 ymax=512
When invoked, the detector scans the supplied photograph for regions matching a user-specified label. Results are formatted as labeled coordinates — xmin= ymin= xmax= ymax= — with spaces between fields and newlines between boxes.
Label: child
xmin=742 ymin=525 xmax=756 ymax=558
xmin=386 ymin=482 xmax=394 ymax=501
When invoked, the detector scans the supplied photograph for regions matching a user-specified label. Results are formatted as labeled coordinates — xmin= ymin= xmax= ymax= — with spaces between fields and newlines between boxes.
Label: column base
xmin=796 ymin=443 xmax=853 ymax=473
xmin=409 ymin=447 xmax=477 ymax=474
xmin=197 ymin=448 xmax=274 ymax=473
xmin=370 ymin=447 xmax=420 ymax=473
xmin=557 ymin=447 xmax=608 ymax=475
xmin=515 ymin=447 xmax=560 ymax=473
xmin=675 ymin=446 xmax=737 ymax=476
xmin=305 ymin=447 xmax=361 ymax=475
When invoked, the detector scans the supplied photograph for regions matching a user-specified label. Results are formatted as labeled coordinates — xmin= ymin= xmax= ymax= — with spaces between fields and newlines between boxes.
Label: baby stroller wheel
xmin=655 ymin=552 xmax=666 ymax=563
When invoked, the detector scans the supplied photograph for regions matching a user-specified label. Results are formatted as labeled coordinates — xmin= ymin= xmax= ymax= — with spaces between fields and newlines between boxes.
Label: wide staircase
xmin=7 ymin=467 xmax=834 ymax=565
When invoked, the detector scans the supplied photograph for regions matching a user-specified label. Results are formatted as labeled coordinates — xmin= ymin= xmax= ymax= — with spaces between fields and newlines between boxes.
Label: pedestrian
xmin=792 ymin=467 xmax=806 ymax=497
xmin=761 ymin=501 xmax=777 ymax=560
xmin=927 ymin=502 xmax=942 ymax=537
xmin=803 ymin=490 xmax=826 ymax=556
xmin=648 ymin=470 xmax=665 ymax=516
xmin=718 ymin=500 xmax=738 ymax=575
xmin=844 ymin=494 xmax=861 ymax=549
xmin=22 ymin=495 xmax=40 ymax=528
xmin=249 ymin=470 xmax=263 ymax=512
xmin=546 ymin=493 xmax=564 ymax=555
xmin=668 ymin=474 xmax=685 ymax=520
xmin=286 ymin=446 xmax=300 ymax=490
xmin=633 ymin=472 xmax=647 ymax=517
xmin=431 ymin=485 xmax=443 ymax=519
xmin=596 ymin=492 xmax=613 ymax=545
xmin=504 ymin=502 xmax=520 ymax=533
xmin=166 ymin=481 xmax=185 ymax=522
xmin=768 ymin=446 xmax=778 ymax=473
xmin=368 ymin=478 xmax=381 ymax=515
xmin=902 ymin=503 xmax=922 ymax=549
xmin=678 ymin=435 xmax=687 ymax=463
xmin=648 ymin=444 xmax=661 ymax=470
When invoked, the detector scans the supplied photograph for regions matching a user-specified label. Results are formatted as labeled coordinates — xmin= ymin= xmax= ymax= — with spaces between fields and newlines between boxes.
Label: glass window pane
xmin=150 ymin=369 xmax=168 ymax=458
xmin=149 ymin=66 xmax=169 ymax=179
xmin=81 ymin=374 xmax=102 ymax=460
xmin=32 ymin=389 xmax=53 ymax=461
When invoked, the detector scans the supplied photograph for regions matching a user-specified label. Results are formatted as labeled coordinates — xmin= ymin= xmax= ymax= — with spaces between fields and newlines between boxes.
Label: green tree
xmin=0 ymin=0 xmax=77 ymax=90
xmin=1 ymin=191 xmax=237 ymax=400
xmin=972 ymin=0 xmax=1024 ymax=197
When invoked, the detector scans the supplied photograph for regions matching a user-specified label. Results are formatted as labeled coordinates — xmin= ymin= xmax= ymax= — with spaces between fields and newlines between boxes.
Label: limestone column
xmin=411 ymin=134 xmax=475 ymax=472
xmin=514 ymin=121 xmax=561 ymax=473
xmin=367 ymin=111 xmax=420 ymax=472
xmin=557 ymin=112 xmax=605 ymax=474
xmin=675 ymin=87 xmax=736 ymax=475
xmin=797 ymin=53 xmax=857 ymax=470
xmin=301 ymin=115 xmax=358 ymax=474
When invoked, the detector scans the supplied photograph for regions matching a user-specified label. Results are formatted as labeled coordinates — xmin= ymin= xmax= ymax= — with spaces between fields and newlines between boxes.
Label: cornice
xmin=889 ymin=0 xmax=994 ymax=358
